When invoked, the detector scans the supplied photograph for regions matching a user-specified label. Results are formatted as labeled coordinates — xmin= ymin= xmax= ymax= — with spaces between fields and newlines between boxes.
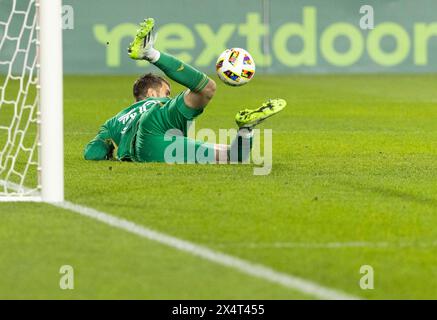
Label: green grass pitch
xmin=1 ymin=74 xmax=436 ymax=299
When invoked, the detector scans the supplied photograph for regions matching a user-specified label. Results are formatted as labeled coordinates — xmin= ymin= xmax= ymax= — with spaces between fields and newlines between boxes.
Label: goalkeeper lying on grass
xmin=84 ymin=18 xmax=286 ymax=163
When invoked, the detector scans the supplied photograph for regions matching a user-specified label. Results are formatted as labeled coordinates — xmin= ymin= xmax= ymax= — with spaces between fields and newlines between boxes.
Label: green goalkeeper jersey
xmin=84 ymin=97 xmax=170 ymax=161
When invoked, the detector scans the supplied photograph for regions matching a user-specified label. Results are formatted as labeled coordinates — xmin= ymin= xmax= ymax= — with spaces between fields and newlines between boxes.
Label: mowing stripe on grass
xmin=215 ymin=241 xmax=437 ymax=249
xmin=54 ymin=200 xmax=360 ymax=300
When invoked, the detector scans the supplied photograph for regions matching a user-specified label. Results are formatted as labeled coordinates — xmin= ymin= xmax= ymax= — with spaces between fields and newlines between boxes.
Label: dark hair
xmin=133 ymin=73 xmax=170 ymax=101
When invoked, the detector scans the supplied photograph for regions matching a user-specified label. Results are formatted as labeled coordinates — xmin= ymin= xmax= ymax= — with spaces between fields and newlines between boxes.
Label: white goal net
xmin=0 ymin=0 xmax=39 ymax=199
xmin=0 ymin=0 xmax=63 ymax=202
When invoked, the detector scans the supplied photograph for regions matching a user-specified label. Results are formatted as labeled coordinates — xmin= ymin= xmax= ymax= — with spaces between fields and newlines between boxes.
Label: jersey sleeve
xmin=171 ymin=91 xmax=204 ymax=120
xmin=83 ymin=125 xmax=114 ymax=161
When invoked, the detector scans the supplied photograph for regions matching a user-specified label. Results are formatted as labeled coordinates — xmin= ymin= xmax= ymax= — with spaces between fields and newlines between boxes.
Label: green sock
xmin=153 ymin=52 xmax=209 ymax=92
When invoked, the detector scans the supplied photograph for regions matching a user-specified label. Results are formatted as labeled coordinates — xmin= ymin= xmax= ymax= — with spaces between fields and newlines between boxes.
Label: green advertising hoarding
xmin=2 ymin=0 xmax=437 ymax=74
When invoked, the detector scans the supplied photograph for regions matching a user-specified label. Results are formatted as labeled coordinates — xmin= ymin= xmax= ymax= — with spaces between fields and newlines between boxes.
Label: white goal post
xmin=0 ymin=0 xmax=64 ymax=202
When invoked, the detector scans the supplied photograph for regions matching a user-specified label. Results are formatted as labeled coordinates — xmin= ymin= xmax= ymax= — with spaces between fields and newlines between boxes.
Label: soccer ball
xmin=215 ymin=48 xmax=256 ymax=86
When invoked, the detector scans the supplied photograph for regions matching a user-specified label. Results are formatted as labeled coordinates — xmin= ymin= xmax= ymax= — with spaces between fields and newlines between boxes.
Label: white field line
xmin=0 ymin=196 xmax=41 ymax=202
xmin=0 ymin=180 xmax=40 ymax=201
xmin=52 ymin=200 xmax=360 ymax=300
xmin=214 ymin=241 xmax=437 ymax=249
xmin=1 ymin=181 xmax=359 ymax=299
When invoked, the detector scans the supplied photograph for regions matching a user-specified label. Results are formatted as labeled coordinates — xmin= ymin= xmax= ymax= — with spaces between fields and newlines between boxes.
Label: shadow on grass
xmin=337 ymin=178 xmax=437 ymax=209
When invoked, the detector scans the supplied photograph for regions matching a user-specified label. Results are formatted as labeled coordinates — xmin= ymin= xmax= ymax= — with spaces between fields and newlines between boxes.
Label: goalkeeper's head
xmin=133 ymin=73 xmax=171 ymax=101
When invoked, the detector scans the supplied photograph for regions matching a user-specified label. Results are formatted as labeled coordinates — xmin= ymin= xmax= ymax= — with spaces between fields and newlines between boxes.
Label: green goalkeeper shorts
xmin=132 ymin=92 xmax=216 ymax=163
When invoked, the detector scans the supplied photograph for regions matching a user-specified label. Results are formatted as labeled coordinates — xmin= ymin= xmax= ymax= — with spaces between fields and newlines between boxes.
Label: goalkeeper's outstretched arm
xmin=128 ymin=18 xmax=216 ymax=109
xmin=83 ymin=126 xmax=115 ymax=161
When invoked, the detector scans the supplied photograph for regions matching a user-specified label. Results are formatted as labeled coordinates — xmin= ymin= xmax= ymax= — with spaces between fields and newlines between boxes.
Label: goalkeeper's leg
xmin=134 ymin=132 xmax=252 ymax=164
xmin=128 ymin=18 xmax=215 ymax=109
xmin=135 ymin=99 xmax=287 ymax=163
xmin=226 ymin=98 xmax=288 ymax=162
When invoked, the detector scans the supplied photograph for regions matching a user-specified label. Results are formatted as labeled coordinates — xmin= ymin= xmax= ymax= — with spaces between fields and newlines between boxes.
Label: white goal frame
xmin=0 ymin=0 xmax=64 ymax=202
